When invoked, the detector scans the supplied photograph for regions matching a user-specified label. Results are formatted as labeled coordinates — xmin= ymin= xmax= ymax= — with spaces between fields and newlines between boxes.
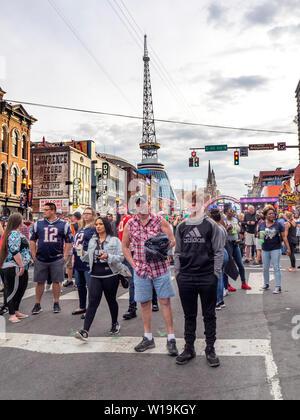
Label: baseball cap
xmin=134 ymin=194 xmax=148 ymax=204
xmin=56 ymin=209 xmax=63 ymax=215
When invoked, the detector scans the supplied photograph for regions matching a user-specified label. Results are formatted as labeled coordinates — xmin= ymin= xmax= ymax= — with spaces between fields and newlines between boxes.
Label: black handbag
xmin=118 ymin=274 xmax=129 ymax=289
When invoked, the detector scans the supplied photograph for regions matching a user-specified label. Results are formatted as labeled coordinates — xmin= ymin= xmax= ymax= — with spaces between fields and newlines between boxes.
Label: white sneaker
xmin=223 ymin=289 xmax=229 ymax=297
xmin=46 ymin=284 xmax=52 ymax=292
xmin=273 ymin=287 xmax=281 ymax=294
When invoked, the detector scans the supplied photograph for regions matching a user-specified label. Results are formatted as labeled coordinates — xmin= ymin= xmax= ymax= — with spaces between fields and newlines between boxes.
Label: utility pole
xmin=295 ymin=80 xmax=300 ymax=163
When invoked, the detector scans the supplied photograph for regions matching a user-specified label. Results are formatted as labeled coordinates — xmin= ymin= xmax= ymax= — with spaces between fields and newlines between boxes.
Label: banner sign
xmin=32 ymin=152 xmax=69 ymax=199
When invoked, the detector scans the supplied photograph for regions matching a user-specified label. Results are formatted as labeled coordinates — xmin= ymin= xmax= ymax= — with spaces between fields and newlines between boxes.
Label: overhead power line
xmin=6 ymin=99 xmax=296 ymax=135
xmin=47 ymin=0 xmax=133 ymax=109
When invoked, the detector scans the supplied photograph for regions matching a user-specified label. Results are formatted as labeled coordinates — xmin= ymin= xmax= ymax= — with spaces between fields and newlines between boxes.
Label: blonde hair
xmin=262 ymin=205 xmax=275 ymax=219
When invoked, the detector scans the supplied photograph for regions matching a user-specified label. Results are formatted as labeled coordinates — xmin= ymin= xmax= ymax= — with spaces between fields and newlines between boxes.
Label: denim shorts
xmin=134 ymin=269 xmax=175 ymax=303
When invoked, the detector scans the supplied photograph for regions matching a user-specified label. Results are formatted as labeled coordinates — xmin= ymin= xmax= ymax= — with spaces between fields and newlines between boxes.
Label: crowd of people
xmin=0 ymin=194 xmax=298 ymax=367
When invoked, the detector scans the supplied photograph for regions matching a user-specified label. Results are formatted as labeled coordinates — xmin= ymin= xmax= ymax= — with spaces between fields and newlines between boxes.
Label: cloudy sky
xmin=1 ymin=0 xmax=299 ymax=198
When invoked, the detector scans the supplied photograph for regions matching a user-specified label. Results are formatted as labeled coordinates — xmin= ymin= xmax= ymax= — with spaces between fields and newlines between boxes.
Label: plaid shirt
xmin=128 ymin=213 xmax=169 ymax=279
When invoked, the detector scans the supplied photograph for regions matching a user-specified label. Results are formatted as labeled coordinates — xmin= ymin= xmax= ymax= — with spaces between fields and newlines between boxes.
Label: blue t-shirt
xmin=259 ymin=221 xmax=284 ymax=252
xmin=73 ymin=227 xmax=95 ymax=271
xmin=30 ymin=218 xmax=73 ymax=263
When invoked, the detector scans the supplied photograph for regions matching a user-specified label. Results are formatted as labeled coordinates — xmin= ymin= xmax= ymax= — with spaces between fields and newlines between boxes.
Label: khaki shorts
xmin=245 ymin=232 xmax=256 ymax=246
xmin=256 ymin=238 xmax=262 ymax=251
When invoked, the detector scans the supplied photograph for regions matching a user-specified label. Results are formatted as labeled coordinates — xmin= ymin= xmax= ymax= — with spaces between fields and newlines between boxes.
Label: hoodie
xmin=174 ymin=214 xmax=225 ymax=283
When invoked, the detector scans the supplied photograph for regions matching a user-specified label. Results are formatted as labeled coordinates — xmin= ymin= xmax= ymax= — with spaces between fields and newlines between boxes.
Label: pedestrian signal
xmin=234 ymin=151 xmax=239 ymax=165
xmin=189 ymin=157 xmax=194 ymax=167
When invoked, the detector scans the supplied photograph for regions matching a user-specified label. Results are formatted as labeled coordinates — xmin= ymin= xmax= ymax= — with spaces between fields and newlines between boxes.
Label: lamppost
xmin=21 ymin=178 xmax=32 ymax=219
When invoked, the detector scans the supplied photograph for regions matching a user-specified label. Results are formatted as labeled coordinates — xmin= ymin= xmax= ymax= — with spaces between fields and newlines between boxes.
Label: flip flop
xmin=9 ymin=317 xmax=21 ymax=324
xmin=16 ymin=314 xmax=29 ymax=319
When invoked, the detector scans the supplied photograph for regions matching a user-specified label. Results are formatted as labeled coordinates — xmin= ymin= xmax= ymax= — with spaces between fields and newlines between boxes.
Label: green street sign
xmin=205 ymin=145 xmax=228 ymax=152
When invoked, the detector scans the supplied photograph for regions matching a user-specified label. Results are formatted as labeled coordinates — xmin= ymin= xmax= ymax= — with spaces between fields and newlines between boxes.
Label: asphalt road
xmin=0 ymin=255 xmax=300 ymax=400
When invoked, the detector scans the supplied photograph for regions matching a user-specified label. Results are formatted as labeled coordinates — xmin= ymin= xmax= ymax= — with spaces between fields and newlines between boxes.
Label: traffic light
xmin=189 ymin=157 xmax=194 ymax=167
xmin=234 ymin=151 xmax=239 ymax=166
xmin=191 ymin=151 xmax=196 ymax=158
xmin=194 ymin=157 xmax=199 ymax=167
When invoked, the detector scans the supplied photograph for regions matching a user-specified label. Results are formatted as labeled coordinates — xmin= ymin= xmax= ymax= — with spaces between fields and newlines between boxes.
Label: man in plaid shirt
xmin=122 ymin=195 xmax=178 ymax=355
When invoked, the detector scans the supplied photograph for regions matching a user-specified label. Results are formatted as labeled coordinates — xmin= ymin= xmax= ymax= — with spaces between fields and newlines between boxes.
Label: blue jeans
xmin=123 ymin=259 xmax=136 ymax=311
xmin=74 ymin=270 xmax=90 ymax=310
xmin=224 ymin=242 xmax=246 ymax=285
xmin=217 ymin=249 xmax=229 ymax=304
xmin=262 ymin=249 xmax=281 ymax=287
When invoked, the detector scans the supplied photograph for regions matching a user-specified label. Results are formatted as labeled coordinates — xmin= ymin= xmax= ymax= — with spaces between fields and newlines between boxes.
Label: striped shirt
xmin=127 ymin=214 xmax=169 ymax=279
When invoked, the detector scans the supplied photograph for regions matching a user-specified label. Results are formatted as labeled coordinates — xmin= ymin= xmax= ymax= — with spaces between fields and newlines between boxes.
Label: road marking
xmin=244 ymin=267 xmax=285 ymax=272
xmin=0 ymin=333 xmax=282 ymax=400
xmin=118 ymin=292 xmax=129 ymax=300
xmin=247 ymin=272 xmax=274 ymax=295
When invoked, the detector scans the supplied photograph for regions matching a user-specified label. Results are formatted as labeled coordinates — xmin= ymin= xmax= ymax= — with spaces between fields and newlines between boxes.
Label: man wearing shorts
xmin=30 ymin=203 xmax=73 ymax=314
xmin=244 ymin=206 xmax=257 ymax=263
xmin=122 ymin=195 xmax=178 ymax=356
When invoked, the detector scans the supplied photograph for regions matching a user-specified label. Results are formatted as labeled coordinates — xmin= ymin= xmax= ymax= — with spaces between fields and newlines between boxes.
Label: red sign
xmin=39 ymin=199 xmax=69 ymax=213
xmin=249 ymin=144 xmax=274 ymax=151
xmin=277 ymin=142 xmax=286 ymax=151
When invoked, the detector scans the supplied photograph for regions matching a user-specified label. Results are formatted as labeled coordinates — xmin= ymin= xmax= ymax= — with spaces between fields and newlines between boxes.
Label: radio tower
xmin=137 ymin=35 xmax=176 ymax=212
xmin=138 ymin=35 xmax=164 ymax=171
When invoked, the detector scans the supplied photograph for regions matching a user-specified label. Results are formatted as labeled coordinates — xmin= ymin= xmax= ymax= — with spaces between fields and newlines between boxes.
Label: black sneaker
xmin=32 ymin=303 xmax=43 ymax=315
xmin=216 ymin=302 xmax=222 ymax=311
xmin=205 ymin=346 xmax=220 ymax=367
xmin=152 ymin=304 xmax=159 ymax=312
xmin=273 ymin=287 xmax=282 ymax=294
xmin=167 ymin=339 xmax=179 ymax=357
xmin=75 ymin=329 xmax=89 ymax=342
xmin=0 ymin=305 xmax=8 ymax=315
xmin=134 ymin=337 xmax=155 ymax=352
xmin=123 ymin=310 xmax=137 ymax=320
xmin=63 ymin=280 xmax=74 ymax=287
xmin=110 ymin=322 xmax=120 ymax=335
xmin=53 ymin=302 xmax=61 ymax=313
xmin=176 ymin=346 xmax=196 ymax=365
xmin=260 ymin=284 xmax=269 ymax=291
xmin=244 ymin=259 xmax=250 ymax=264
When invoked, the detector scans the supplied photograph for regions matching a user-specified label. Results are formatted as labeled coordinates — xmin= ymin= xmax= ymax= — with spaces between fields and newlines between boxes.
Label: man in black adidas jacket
xmin=174 ymin=191 xmax=225 ymax=367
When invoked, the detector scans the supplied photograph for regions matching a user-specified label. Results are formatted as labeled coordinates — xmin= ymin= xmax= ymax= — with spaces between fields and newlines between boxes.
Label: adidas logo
xmin=183 ymin=227 xmax=205 ymax=244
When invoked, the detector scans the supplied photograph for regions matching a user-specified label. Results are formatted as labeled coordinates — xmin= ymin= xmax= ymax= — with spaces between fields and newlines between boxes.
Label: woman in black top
xmin=285 ymin=212 xmax=297 ymax=272
xmin=75 ymin=217 xmax=123 ymax=341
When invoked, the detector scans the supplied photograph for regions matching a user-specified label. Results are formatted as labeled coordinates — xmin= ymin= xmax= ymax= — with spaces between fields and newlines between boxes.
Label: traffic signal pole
xmin=189 ymin=145 xmax=299 ymax=151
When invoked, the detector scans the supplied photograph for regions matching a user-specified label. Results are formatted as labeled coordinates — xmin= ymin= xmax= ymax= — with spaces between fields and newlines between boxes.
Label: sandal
xmin=16 ymin=312 xmax=29 ymax=319
xmin=9 ymin=316 xmax=21 ymax=324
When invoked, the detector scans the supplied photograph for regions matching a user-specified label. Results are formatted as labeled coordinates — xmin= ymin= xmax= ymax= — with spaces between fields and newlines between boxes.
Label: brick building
xmin=0 ymin=87 xmax=37 ymax=215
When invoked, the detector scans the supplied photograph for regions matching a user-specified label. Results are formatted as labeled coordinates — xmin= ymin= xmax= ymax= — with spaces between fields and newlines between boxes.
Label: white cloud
xmin=1 ymin=0 xmax=299 ymax=199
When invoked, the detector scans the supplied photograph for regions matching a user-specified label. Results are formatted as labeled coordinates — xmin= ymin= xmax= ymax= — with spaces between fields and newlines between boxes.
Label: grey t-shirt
xmin=223 ymin=217 xmax=240 ymax=242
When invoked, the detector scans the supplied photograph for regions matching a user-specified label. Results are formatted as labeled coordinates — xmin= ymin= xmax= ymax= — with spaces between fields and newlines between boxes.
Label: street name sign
xmin=205 ymin=145 xmax=228 ymax=152
xmin=249 ymin=144 xmax=274 ymax=151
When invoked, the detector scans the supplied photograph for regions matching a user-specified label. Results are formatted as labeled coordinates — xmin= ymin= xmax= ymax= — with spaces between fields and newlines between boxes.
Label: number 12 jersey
xmin=31 ymin=218 xmax=73 ymax=262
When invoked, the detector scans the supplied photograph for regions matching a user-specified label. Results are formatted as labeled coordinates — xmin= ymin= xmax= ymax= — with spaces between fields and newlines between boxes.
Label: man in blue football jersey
xmin=30 ymin=203 xmax=73 ymax=314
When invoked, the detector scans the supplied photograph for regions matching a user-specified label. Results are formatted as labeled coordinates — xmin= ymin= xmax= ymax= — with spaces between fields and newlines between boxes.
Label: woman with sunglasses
xmin=75 ymin=217 xmax=125 ymax=341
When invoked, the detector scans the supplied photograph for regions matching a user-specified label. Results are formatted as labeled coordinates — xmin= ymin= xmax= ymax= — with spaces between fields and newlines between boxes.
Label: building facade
xmin=31 ymin=140 xmax=95 ymax=216
xmin=0 ymin=87 xmax=37 ymax=216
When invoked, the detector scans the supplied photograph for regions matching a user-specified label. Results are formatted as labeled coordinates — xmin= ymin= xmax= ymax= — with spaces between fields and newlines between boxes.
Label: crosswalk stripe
xmin=247 ymin=272 xmax=274 ymax=295
xmin=0 ymin=333 xmax=282 ymax=400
